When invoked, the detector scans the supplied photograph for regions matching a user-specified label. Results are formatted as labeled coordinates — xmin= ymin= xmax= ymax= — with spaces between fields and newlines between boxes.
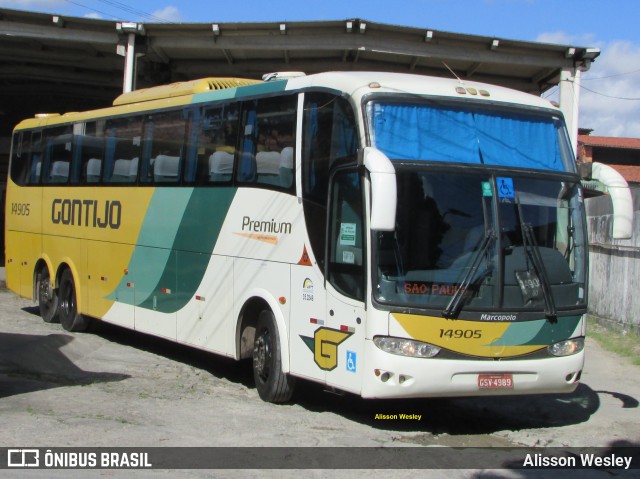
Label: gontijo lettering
xmin=51 ymin=198 xmax=122 ymax=229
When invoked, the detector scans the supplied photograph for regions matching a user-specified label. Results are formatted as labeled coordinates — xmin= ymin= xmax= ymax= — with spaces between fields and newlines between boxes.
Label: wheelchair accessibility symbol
xmin=497 ymin=177 xmax=514 ymax=199
xmin=346 ymin=350 xmax=357 ymax=373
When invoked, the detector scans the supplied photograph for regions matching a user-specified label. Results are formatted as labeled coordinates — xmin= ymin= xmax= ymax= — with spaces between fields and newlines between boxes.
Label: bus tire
xmin=36 ymin=267 xmax=59 ymax=323
xmin=252 ymin=309 xmax=295 ymax=403
xmin=58 ymin=269 xmax=88 ymax=332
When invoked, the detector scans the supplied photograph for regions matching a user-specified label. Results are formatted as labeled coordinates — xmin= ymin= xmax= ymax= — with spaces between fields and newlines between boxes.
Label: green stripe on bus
xmin=487 ymin=315 xmax=581 ymax=347
xmin=134 ymin=187 xmax=237 ymax=313
xmin=192 ymin=81 xmax=288 ymax=105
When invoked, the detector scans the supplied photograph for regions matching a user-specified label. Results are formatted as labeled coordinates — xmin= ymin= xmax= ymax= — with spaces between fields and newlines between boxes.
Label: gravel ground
xmin=0 ymin=289 xmax=638 ymax=478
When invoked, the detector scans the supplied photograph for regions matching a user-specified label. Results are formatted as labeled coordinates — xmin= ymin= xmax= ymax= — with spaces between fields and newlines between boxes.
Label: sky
xmin=3 ymin=0 xmax=640 ymax=138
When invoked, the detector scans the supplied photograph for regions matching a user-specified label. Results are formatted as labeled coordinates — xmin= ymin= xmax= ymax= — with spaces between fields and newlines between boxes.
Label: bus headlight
xmin=373 ymin=336 xmax=440 ymax=358
xmin=548 ymin=338 xmax=585 ymax=357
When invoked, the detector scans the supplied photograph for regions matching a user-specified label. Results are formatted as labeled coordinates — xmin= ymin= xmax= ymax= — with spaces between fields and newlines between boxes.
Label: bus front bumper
xmin=360 ymin=339 xmax=584 ymax=399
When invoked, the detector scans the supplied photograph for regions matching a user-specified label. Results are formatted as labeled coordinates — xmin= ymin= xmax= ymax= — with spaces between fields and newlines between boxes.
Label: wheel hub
xmin=254 ymin=331 xmax=271 ymax=379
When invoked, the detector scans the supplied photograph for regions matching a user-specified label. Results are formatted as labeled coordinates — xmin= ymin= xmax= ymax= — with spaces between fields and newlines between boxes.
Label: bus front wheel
xmin=58 ymin=269 xmax=88 ymax=332
xmin=36 ymin=267 xmax=59 ymax=323
xmin=252 ymin=310 xmax=295 ymax=403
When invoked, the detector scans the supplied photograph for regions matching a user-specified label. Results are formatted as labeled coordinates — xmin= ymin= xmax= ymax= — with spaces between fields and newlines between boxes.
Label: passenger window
xmin=9 ymin=132 xmax=35 ymax=186
xmin=192 ymin=103 xmax=240 ymax=184
xmin=104 ymin=116 xmax=143 ymax=183
xmin=11 ymin=131 xmax=31 ymax=186
xmin=29 ymin=131 xmax=42 ymax=184
xmin=143 ymin=110 xmax=187 ymax=184
xmin=237 ymin=95 xmax=297 ymax=190
xmin=75 ymin=121 xmax=105 ymax=184
xmin=42 ymin=125 xmax=73 ymax=185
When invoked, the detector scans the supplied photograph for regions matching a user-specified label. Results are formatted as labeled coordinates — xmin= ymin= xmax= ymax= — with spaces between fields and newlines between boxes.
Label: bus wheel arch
xmin=34 ymin=259 xmax=59 ymax=323
xmin=237 ymin=296 xmax=295 ymax=403
xmin=237 ymin=297 xmax=268 ymax=360
xmin=252 ymin=309 xmax=295 ymax=403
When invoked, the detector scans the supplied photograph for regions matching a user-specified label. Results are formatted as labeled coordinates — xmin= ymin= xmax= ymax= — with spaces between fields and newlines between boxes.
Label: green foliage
xmin=588 ymin=317 xmax=640 ymax=366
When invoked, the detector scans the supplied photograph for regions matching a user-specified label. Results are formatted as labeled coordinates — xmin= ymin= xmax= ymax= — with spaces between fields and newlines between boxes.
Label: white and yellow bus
xmin=6 ymin=72 xmax=588 ymax=402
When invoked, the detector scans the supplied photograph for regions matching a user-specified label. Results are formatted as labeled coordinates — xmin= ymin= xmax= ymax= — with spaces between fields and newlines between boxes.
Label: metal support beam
xmin=559 ymin=66 xmax=581 ymax=157
xmin=123 ymin=32 xmax=136 ymax=93
xmin=116 ymin=22 xmax=145 ymax=93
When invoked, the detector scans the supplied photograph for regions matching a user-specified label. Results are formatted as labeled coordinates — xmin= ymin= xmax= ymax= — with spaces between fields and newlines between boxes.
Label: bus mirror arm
xmin=361 ymin=147 xmax=397 ymax=231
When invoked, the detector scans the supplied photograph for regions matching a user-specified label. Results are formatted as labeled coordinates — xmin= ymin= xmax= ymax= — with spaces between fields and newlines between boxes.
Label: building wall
xmin=586 ymin=188 xmax=640 ymax=331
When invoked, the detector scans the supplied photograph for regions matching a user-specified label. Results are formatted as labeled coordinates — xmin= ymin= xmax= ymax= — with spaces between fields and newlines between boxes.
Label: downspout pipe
xmin=591 ymin=162 xmax=634 ymax=239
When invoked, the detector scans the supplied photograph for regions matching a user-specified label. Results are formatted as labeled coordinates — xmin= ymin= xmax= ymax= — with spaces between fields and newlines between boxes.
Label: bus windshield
xmin=374 ymin=169 xmax=587 ymax=313
xmin=369 ymin=100 xmax=587 ymax=315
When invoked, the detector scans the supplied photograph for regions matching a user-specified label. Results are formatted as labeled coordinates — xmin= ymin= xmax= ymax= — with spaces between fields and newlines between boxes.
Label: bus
xmin=6 ymin=72 xmax=588 ymax=403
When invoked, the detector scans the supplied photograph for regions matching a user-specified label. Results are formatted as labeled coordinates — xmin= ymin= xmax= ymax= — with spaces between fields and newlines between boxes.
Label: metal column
xmin=116 ymin=22 xmax=144 ymax=94
xmin=559 ymin=66 xmax=582 ymax=157
xmin=123 ymin=32 xmax=136 ymax=93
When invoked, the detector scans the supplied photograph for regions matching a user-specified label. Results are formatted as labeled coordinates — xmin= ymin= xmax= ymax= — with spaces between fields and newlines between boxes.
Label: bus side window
xmin=104 ymin=116 xmax=143 ymax=184
xmin=183 ymin=108 xmax=200 ymax=183
xmin=42 ymin=125 xmax=73 ymax=185
xmin=254 ymin=95 xmax=296 ymax=190
xmin=302 ymin=92 xmax=359 ymax=271
xmin=327 ymin=169 xmax=365 ymax=301
xmin=29 ymin=131 xmax=43 ymax=184
xmin=196 ymin=103 xmax=239 ymax=184
xmin=237 ymin=102 xmax=257 ymax=183
xmin=9 ymin=132 xmax=32 ymax=186
xmin=237 ymin=95 xmax=296 ymax=190
xmin=75 ymin=121 xmax=105 ymax=184
xmin=140 ymin=110 xmax=186 ymax=184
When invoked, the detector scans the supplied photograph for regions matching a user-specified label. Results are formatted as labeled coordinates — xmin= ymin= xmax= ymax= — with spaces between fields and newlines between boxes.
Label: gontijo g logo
xmin=300 ymin=327 xmax=352 ymax=371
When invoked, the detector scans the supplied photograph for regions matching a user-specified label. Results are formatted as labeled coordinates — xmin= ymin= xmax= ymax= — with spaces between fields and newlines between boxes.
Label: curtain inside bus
xmin=369 ymin=103 xmax=566 ymax=171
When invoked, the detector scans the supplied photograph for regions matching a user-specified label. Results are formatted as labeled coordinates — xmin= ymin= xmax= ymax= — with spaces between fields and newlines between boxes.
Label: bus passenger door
xmin=323 ymin=168 xmax=366 ymax=395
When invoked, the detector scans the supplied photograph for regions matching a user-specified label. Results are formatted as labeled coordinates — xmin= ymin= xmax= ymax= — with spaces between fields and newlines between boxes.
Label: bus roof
xmin=279 ymin=71 xmax=559 ymax=112
xmin=112 ymin=77 xmax=261 ymax=106
xmin=13 ymin=71 xmax=559 ymax=131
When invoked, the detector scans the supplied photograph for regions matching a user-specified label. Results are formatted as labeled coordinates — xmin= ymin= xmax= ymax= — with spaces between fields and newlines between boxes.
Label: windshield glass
xmin=374 ymin=168 xmax=587 ymax=313
xmin=367 ymin=100 xmax=574 ymax=172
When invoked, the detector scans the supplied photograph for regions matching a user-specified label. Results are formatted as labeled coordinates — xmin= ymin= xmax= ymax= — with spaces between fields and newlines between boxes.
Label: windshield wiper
xmin=516 ymin=196 xmax=558 ymax=321
xmin=442 ymin=230 xmax=495 ymax=319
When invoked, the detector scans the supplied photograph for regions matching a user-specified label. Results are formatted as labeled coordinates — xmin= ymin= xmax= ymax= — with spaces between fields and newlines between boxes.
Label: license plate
xmin=478 ymin=374 xmax=513 ymax=389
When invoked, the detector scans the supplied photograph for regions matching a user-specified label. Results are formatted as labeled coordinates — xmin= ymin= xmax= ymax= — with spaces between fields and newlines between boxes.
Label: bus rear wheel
xmin=58 ymin=269 xmax=88 ymax=332
xmin=252 ymin=309 xmax=295 ymax=403
xmin=36 ymin=267 xmax=59 ymax=323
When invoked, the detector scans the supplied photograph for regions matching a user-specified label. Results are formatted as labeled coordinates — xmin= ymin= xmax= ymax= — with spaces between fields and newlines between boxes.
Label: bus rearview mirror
xmin=361 ymin=147 xmax=396 ymax=231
